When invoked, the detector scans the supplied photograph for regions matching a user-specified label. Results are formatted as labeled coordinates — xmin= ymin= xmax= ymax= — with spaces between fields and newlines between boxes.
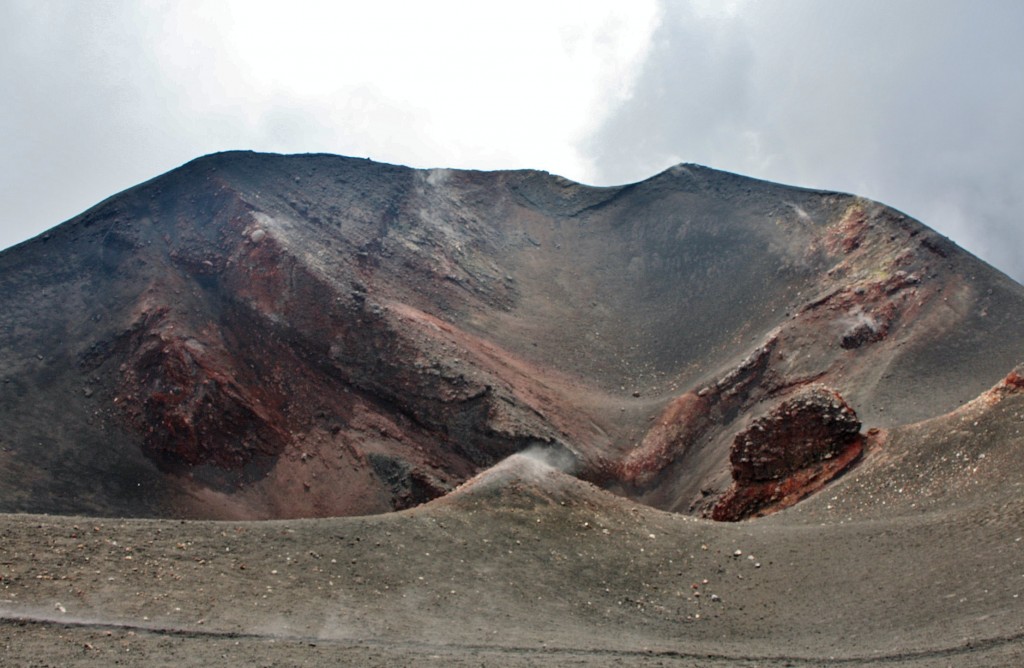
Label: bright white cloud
xmin=142 ymin=0 xmax=660 ymax=177
xmin=0 ymin=0 xmax=658 ymax=249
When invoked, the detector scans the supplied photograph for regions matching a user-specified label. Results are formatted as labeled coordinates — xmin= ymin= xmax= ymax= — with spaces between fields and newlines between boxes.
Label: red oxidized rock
xmin=711 ymin=386 xmax=864 ymax=521
xmin=1002 ymin=366 xmax=1024 ymax=392
xmin=730 ymin=386 xmax=860 ymax=484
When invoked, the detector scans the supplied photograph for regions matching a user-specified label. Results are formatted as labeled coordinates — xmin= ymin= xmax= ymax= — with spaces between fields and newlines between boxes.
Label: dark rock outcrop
xmin=730 ymin=386 xmax=861 ymax=483
xmin=711 ymin=386 xmax=863 ymax=521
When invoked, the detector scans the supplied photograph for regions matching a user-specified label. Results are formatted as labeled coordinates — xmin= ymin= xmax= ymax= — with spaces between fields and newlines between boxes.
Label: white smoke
xmin=424 ymin=168 xmax=452 ymax=188
xmin=516 ymin=444 xmax=578 ymax=475
xmin=836 ymin=307 xmax=881 ymax=348
xmin=786 ymin=202 xmax=812 ymax=221
xmin=477 ymin=444 xmax=580 ymax=487
xmin=838 ymin=308 xmax=879 ymax=335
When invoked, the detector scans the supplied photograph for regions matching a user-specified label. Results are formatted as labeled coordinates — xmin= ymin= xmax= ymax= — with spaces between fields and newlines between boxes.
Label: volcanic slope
xmin=1 ymin=151 xmax=1022 ymax=519
xmin=2 ymin=152 xmax=1024 ymax=664
xmin=2 ymin=379 xmax=1024 ymax=665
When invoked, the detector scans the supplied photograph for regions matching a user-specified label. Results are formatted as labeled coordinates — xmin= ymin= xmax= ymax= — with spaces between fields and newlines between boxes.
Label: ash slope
xmin=0 ymin=151 xmax=1022 ymax=519
xmin=2 ymin=374 xmax=1024 ymax=665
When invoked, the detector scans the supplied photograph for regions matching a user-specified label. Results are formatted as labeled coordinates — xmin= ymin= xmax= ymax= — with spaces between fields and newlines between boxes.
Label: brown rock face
xmin=120 ymin=314 xmax=289 ymax=475
xmin=730 ymin=386 xmax=861 ymax=484
xmin=711 ymin=386 xmax=863 ymax=521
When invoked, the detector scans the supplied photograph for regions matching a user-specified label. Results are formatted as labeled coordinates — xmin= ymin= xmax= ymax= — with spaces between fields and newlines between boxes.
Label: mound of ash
xmin=427 ymin=446 xmax=602 ymax=511
xmin=0 ymin=151 xmax=1022 ymax=520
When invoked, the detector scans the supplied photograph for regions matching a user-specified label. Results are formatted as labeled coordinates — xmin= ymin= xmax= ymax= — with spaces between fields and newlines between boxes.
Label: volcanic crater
xmin=2 ymin=152 xmax=1023 ymax=665
xmin=2 ymin=152 xmax=1020 ymax=520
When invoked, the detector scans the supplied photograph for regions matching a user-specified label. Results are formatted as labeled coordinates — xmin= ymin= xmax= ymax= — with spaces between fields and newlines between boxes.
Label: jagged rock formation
xmin=730 ymin=386 xmax=860 ymax=484
xmin=0 ymin=151 xmax=1022 ymax=519
xmin=710 ymin=386 xmax=863 ymax=520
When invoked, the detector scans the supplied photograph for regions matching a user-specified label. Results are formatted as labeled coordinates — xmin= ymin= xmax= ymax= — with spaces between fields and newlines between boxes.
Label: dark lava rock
xmin=710 ymin=386 xmax=865 ymax=521
xmin=730 ymin=386 xmax=861 ymax=484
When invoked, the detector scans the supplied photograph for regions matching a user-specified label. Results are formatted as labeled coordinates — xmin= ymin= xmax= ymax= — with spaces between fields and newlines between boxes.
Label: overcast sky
xmin=2 ymin=0 xmax=1022 ymax=282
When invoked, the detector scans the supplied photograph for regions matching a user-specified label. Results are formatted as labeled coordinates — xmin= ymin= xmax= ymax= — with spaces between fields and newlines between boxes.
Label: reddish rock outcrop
xmin=618 ymin=337 xmax=777 ymax=487
xmin=120 ymin=315 xmax=289 ymax=473
xmin=730 ymin=386 xmax=860 ymax=483
xmin=712 ymin=386 xmax=862 ymax=520
xmin=998 ymin=365 xmax=1024 ymax=393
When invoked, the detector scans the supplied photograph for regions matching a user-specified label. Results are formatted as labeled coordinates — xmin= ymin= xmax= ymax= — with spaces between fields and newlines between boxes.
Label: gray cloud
xmin=0 ymin=2 xmax=244 ymax=249
xmin=585 ymin=0 xmax=1024 ymax=283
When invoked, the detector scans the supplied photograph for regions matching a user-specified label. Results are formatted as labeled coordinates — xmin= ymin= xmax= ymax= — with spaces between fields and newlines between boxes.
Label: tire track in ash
xmin=2 ymin=610 xmax=1023 ymax=665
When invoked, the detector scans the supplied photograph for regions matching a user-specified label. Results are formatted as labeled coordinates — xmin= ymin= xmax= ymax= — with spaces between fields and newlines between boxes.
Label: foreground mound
xmin=2 ymin=371 xmax=1023 ymax=664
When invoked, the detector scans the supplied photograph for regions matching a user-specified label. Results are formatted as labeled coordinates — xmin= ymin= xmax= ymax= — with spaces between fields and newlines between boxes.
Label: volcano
xmin=1 ymin=153 xmax=1023 ymax=664
xmin=1 ymin=151 xmax=1020 ymax=519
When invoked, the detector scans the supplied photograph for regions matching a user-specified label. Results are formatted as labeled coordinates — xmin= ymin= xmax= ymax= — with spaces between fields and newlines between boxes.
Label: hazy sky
xmin=2 ymin=0 xmax=1022 ymax=282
